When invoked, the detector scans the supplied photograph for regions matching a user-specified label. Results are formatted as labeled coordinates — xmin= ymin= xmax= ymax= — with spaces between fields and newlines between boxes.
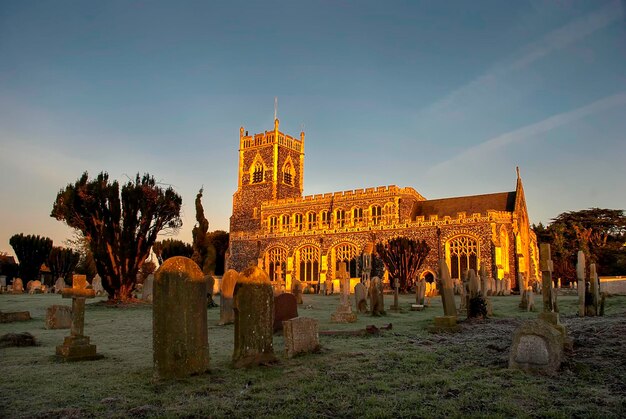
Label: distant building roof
xmin=0 ymin=254 xmax=17 ymax=265
xmin=411 ymin=191 xmax=517 ymax=219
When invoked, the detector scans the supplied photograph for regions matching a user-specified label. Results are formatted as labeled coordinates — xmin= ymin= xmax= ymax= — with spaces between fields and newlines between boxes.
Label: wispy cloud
xmin=420 ymin=0 xmax=624 ymax=117
xmin=428 ymin=92 xmax=626 ymax=174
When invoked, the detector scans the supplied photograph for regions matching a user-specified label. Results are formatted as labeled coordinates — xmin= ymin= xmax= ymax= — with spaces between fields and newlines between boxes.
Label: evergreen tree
xmin=9 ymin=234 xmax=53 ymax=282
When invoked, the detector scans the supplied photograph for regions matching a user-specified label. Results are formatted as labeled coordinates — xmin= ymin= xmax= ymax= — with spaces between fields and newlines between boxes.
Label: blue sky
xmin=1 ymin=0 xmax=625 ymax=256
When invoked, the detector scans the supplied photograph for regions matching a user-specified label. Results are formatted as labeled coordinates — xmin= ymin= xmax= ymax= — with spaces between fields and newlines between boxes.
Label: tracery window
xmin=448 ymin=236 xmax=479 ymax=280
xmin=267 ymin=247 xmax=286 ymax=282
xmin=299 ymin=245 xmax=319 ymax=283
xmin=307 ymin=212 xmax=317 ymax=230
xmin=321 ymin=210 xmax=330 ymax=227
xmin=335 ymin=243 xmax=358 ymax=278
xmin=268 ymin=216 xmax=278 ymax=233
xmin=283 ymin=162 xmax=293 ymax=185
xmin=281 ymin=214 xmax=290 ymax=231
xmin=335 ymin=209 xmax=346 ymax=228
xmin=383 ymin=202 xmax=395 ymax=224
xmin=294 ymin=213 xmax=303 ymax=231
xmin=352 ymin=208 xmax=364 ymax=226
xmin=370 ymin=205 xmax=382 ymax=225
xmin=252 ymin=162 xmax=264 ymax=183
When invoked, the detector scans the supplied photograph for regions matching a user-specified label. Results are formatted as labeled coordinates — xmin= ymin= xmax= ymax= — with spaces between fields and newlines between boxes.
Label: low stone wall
xmin=600 ymin=276 xmax=626 ymax=295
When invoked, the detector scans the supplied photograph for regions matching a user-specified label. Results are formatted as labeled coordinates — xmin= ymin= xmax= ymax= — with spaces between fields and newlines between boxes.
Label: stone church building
xmin=228 ymin=119 xmax=539 ymax=292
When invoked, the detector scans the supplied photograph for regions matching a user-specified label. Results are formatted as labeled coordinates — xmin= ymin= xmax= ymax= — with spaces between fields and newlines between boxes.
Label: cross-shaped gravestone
xmin=56 ymin=274 xmax=102 ymax=361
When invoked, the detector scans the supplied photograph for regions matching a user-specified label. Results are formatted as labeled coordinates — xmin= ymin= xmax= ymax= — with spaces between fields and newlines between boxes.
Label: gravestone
xmin=232 ymin=266 xmax=277 ymax=368
xmin=0 ymin=311 xmax=31 ymax=323
xmin=587 ymin=264 xmax=600 ymax=316
xmin=28 ymin=280 xmax=43 ymax=294
xmin=576 ymin=251 xmax=586 ymax=317
xmin=45 ymin=305 xmax=72 ymax=329
xmin=325 ymin=278 xmax=333 ymax=295
xmin=219 ymin=269 xmax=238 ymax=325
xmin=153 ymin=257 xmax=208 ymax=380
xmin=292 ymin=279 xmax=303 ymax=304
xmin=206 ymin=275 xmax=216 ymax=307
xmin=273 ymin=293 xmax=298 ymax=333
xmin=509 ymin=319 xmax=563 ymax=374
xmin=142 ymin=274 xmax=154 ymax=302
xmin=331 ymin=262 xmax=357 ymax=323
xmin=354 ymin=282 xmax=368 ymax=313
xmin=537 ymin=244 xmax=569 ymax=344
xmin=503 ymin=277 xmax=511 ymax=295
xmin=12 ymin=278 xmax=24 ymax=294
xmin=527 ymin=288 xmax=536 ymax=312
xmin=54 ymin=277 xmax=65 ymax=293
xmin=56 ymin=274 xmax=102 ymax=361
xmin=283 ymin=317 xmax=320 ymax=358
xmin=91 ymin=275 xmax=105 ymax=296
xmin=369 ymin=276 xmax=385 ymax=316
xmin=415 ymin=280 xmax=426 ymax=306
xmin=429 ymin=259 xmax=460 ymax=333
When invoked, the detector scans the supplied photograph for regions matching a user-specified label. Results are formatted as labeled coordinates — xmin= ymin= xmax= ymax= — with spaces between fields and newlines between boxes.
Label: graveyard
xmin=1 ymin=290 xmax=625 ymax=418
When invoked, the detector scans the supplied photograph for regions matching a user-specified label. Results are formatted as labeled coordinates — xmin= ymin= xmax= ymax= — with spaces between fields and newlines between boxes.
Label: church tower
xmin=230 ymin=118 xmax=305 ymax=235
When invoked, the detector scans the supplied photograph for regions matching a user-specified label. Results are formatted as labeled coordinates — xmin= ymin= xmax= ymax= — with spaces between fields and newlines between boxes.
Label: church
xmin=228 ymin=118 xmax=539 ymax=292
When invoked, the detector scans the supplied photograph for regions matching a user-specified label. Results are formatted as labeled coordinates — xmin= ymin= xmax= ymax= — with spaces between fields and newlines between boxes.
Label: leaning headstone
xmin=354 ymin=282 xmax=368 ymax=313
xmin=219 ymin=269 xmax=238 ymax=325
xmin=91 ymin=275 xmax=105 ymax=296
xmin=142 ymin=274 xmax=154 ymax=302
xmin=283 ymin=317 xmax=320 ymax=358
xmin=429 ymin=259 xmax=460 ymax=333
xmin=11 ymin=278 xmax=24 ymax=294
xmin=509 ymin=319 xmax=563 ymax=375
xmin=273 ymin=293 xmax=298 ymax=333
xmin=292 ymin=279 xmax=303 ymax=304
xmin=153 ymin=257 xmax=208 ymax=380
xmin=45 ymin=305 xmax=72 ymax=329
xmin=331 ymin=262 xmax=357 ymax=323
xmin=369 ymin=276 xmax=385 ymax=316
xmin=56 ymin=275 xmax=102 ymax=361
xmin=54 ymin=277 xmax=65 ymax=293
xmin=232 ymin=266 xmax=277 ymax=368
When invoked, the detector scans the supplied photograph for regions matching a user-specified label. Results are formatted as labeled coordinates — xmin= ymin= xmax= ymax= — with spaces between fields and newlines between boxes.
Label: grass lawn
xmin=1 ymin=291 xmax=625 ymax=418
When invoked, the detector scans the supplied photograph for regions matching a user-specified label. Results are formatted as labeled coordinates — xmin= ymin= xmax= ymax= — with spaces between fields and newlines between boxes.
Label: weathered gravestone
xmin=527 ymin=287 xmax=536 ymax=312
xmin=45 ymin=305 xmax=72 ymax=329
xmin=56 ymin=275 xmax=102 ymax=361
xmin=274 ymin=293 xmax=298 ymax=333
xmin=415 ymin=280 xmax=426 ymax=306
xmin=509 ymin=319 xmax=563 ymax=375
xmin=232 ymin=266 xmax=277 ymax=368
xmin=429 ymin=259 xmax=460 ymax=333
xmin=28 ymin=280 xmax=43 ymax=294
xmin=283 ymin=317 xmax=320 ymax=358
xmin=219 ymin=269 xmax=238 ymax=325
xmin=354 ymin=282 xmax=368 ymax=313
xmin=91 ymin=275 xmax=104 ymax=296
xmin=0 ymin=310 xmax=31 ymax=323
xmin=369 ymin=276 xmax=385 ymax=316
xmin=331 ymin=262 xmax=357 ymax=323
xmin=577 ymin=251 xmax=586 ymax=317
xmin=587 ymin=263 xmax=600 ymax=317
xmin=153 ymin=257 xmax=208 ymax=380
xmin=537 ymin=244 xmax=566 ymax=337
xmin=12 ymin=278 xmax=24 ymax=294
xmin=292 ymin=279 xmax=303 ymax=304
xmin=206 ymin=275 xmax=217 ymax=307
xmin=54 ymin=277 xmax=65 ymax=293
xmin=142 ymin=274 xmax=154 ymax=302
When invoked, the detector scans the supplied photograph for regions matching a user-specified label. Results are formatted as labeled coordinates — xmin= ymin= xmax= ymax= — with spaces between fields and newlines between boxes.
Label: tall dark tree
xmin=207 ymin=230 xmax=229 ymax=276
xmin=51 ymin=172 xmax=182 ymax=302
xmin=532 ymin=208 xmax=626 ymax=279
xmin=9 ymin=234 xmax=53 ymax=282
xmin=375 ymin=237 xmax=430 ymax=293
xmin=192 ymin=188 xmax=216 ymax=275
xmin=153 ymin=239 xmax=193 ymax=264
xmin=47 ymin=247 xmax=80 ymax=285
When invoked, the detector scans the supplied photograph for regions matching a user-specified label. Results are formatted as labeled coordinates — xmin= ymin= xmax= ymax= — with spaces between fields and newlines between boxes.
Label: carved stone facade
xmin=229 ymin=120 xmax=539 ymax=292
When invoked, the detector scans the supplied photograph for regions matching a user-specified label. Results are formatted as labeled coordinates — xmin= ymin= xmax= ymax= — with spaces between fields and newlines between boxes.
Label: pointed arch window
xmin=281 ymin=214 xmax=291 ymax=231
xmin=335 ymin=243 xmax=358 ymax=278
xmin=252 ymin=161 xmax=264 ymax=183
xmin=370 ymin=205 xmax=382 ymax=225
xmin=283 ymin=162 xmax=293 ymax=185
xmin=267 ymin=247 xmax=287 ymax=282
xmin=298 ymin=245 xmax=319 ymax=283
xmin=307 ymin=212 xmax=317 ymax=230
xmin=448 ymin=236 xmax=479 ymax=280
xmin=335 ymin=209 xmax=346 ymax=228
xmin=294 ymin=213 xmax=303 ymax=231
xmin=352 ymin=207 xmax=364 ymax=226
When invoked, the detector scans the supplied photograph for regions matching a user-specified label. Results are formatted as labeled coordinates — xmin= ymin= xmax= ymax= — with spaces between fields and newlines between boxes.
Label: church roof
xmin=411 ymin=191 xmax=517 ymax=218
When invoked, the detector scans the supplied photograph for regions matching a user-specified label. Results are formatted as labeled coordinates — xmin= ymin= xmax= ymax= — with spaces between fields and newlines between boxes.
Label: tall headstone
xmin=56 ymin=275 xmax=102 ymax=361
xmin=415 ymin=280 xmax=426 ymax=306
xmin=331 ymin=262 xmax=357 ymax=323
xmin=369 ymin=276 xmax=385 ymax=316
xmin=232 ymin=266 xmax=277 ymax=368
xmin=429 ymin=259 xmax=460 ymax=332
xmin=589 ymin=263 xmax=600 ymax=316
xmin=576 ymin=251 xmax=586 ymax=317
xmin=219 ymin=269 xmax=238 ymax=325
xmin=11 ymin=278 xmax=24 ymax=294
xmin=142 ymin=274 xmax=154 ymax=302
xmin=354 ymin=282 xmax=368 ymax=313
xmin=91 ymin=275 xmax=104 ymax=296
xmin=538 ymin=244 xmax=568 ymax=341
xmin=153 ymin=257 xmax=208 ymax=380
xmin=479 ymin=264 xmax=488 ymax=296
xmin=292 ymin=279 xmax=303 ymax=304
